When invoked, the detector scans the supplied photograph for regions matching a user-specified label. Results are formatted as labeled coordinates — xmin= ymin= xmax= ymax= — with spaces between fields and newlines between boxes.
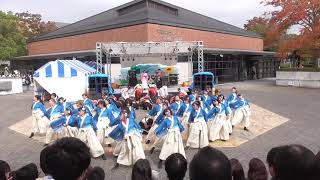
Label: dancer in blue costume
xmin=231 ymin=94 xmax=251 ymax=131
xmin=29 ymin=95 xmax=49 ymax=138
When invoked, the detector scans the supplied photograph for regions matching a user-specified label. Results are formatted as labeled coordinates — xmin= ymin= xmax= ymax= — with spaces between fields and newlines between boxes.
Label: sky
xmin=0 ymin=0 xmax=275 ymax=29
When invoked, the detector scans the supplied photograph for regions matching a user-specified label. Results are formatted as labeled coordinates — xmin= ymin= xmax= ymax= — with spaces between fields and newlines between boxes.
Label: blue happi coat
xmin=201 ymin=95 xmax=213 ymax=110
xmin=220 ymin=100 xmax=230 ymax=116
xmin=188 ymin=108 xmax=208 ymax=123
xmin=170 ymin=101 xmax=183 ymax=116
xmin=177 ymin=103 xmax=192 ymax=118
xmin=128 ymin=106 xmax=136 ymax=119
xmin=46 ymin=105 xmax=64 ymax=119
xmin=108 ymin=116 xmax=143 ymax=142
xmin=98 ymin=107 xmax=120 ymax=127
xmin=227 ymin=93 xmax=237 ymax=109
xmin=64 ymin=115 xmax=79 ymax=127
xmin=189 ymin=94 xmax=196 ymax=103
xmin=155 ymin=116 xmax=184 ymax=138
xmin=61 ymin=102 xmax=73 ymax=111
xmin=32 ymin=102 xmax=47 ymax=117
xmin=78 ymin=114 xmax=97 ymax=131
xmin=232 ymin=99 xmax=250 ymax=109
xmin=83 ymin=98 xmax=96 ymax=117
xmin=148 ymin=104 xmax=164 ymax=125
xmin=207 ymin=106 xmax=220 ymax=120
xmin=50 ymin=116 xmax=66 ymax=131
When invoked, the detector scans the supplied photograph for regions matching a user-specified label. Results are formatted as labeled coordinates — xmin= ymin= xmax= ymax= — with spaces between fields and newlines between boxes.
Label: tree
xmin=15 ymin=11 xmax=58 ymax=39
xmin=0 ymin=11 xmax=27 ymax=61
xmin=262 ymin=0 xmax=320 ymax=62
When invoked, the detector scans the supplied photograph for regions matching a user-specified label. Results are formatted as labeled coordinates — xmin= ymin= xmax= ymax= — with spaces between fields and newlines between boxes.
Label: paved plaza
xmin=1 ymin=79 xmax=320 ymax=180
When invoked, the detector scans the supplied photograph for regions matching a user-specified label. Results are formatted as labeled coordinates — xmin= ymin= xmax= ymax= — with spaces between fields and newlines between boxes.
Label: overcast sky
xmin=0 ymin=0 xmax=274 ymax=29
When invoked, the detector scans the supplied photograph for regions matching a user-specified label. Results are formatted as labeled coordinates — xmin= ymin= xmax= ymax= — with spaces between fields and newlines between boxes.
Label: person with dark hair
xmin=311 ymin=151 xmax=320 ymax=180
xmin=43 ymin=137 xmax=91 ymax=180
xmin=207 ymin=99 xmax=229 ymax=142
xmin=266 ymin=146 xmax=284 ymax=179
xmin=86 ymin=167 xmax=105 ymax=180
xmin=201 ymin=89 xmax=213 ymax=111
xmin=58 ymin=97 xmax=73 ymax=111
xmin=39 ymin=146 xmax=54 ymax=179
xmin=186 ymin=101 xmax=209 ymax=149
xmin=151 ymin=108 xmax=185 ymax=168
xmin=231 ymin=94 xmax=251 ymax=131
xmin=273 ymin=144 xmax=315 ymax=180
xmin=219 ymin=94 xmax=232 ymax=135
xmin=30 ymin=95 xmax=49 ymax=138
xmin=9 ymin=163 xmax=38 ymax=180
xmin=189 ymin=146 xmax=231 ymax=180
xmin=165 ymin=153 xmax=187 ymax=180
xmin=226 ymin=87 xmax=237 ymax=129
xmin=145 ymin=98 xmax=164 ymax=144
xmin=51 ymin=93 xmax=59 ymax=103
xmin=77 ymin=108 xmax=106 ymax=160
xmin=45 ymin=98 xmax=64 ymax=146
xmin=82 ymin=93 xmax=96 ymax=117
xmin=0 ymin=160 xmax=10 ymax=180
xmin=248 ymin=158 xmax=268 ymax=180
xmin=188 ymin=90 xmax=197 ymax=104
xmin=109 ymin=108 xmax=145 ymax=168
xmin=131 ymin=159 xmax=152 ymax=180
xmin=62 ymin=108 xmax=79 ymax=138
xmin=177 ymin=96 xmax=192 ymax=137
xmin=170 ymin=96 xmax=183 ymax=116
xmin=125 ymin=98 xmax=136 ymax=119
xmin=230 ymin=158 xmax=245 ymax=180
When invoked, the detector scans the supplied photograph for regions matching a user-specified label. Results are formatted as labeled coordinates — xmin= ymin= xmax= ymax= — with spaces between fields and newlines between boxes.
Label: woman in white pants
xmin=231 ymin=94 xmax=251 ymax=131
xmin=29 ymin=95 xmax=49 ymax=138
xmin=186 ymin=101 xmax=209 ymax=149
xmin=219 ymin=94 xmax=233 ymax=135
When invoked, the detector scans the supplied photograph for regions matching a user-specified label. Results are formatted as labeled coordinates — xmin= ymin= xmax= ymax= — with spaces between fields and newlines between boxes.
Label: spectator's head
xmin=40 ymin=146 xmax=50 ymax=176
xmin=273 ymin=144 xmax=315 ymax=180
xmin=230 ymin=158 xmax=245 ymax=180
xmin=131 ymin=159 xmax=152 ymax=180
xmin=310 ymin=151 xmax=320 ymax=180
xmin=189 ymin=146 xmax=231 ymax=180
xmin=45 ymin=137 xmax=91 ymax=180
xmin=0 ymin=160 xmax=10 ymax=180
xmin=86 ymin=167 xmax=105 ymax=180
xmin=267 ymin=146 xmax=284 ymax=177
xmin=165 ymin=153 xmax=187 ymax=180
xmin=9 ymin=163 xmax=38 ymax=180
xmin=248 ymin=158 xmax=268 ymax=180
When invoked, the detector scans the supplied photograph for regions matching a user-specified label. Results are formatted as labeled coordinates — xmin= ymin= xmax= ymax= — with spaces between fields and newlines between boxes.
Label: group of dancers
xmin=30 ymin=86 xmax=251 ymax=168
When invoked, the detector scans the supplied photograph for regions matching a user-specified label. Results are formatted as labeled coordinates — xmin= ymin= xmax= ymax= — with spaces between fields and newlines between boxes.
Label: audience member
xmin=38 ymin=146 xmax=53 ymax=180
xmin=44 ymin=137 xmax=91 ymax=180
xmin=248 ymin=158 xmax=268 ymax=180
xmin=0 ymin=160 xmax=10 ymax=180
xmin=273 ymin=144 xmax=315 ymax=180
xmin=311 ymin=151 xmax=320 ymax=180
xmin=165 ymin=153 xmax=187 ymax=180
xmin=9 ymin=163 xmax=38 ymax=180
xmin=266 ymin=146 xmax=283 ymax=179
xmin=131 ymin=159 xmax=152 ymax=180
xmin=189 ymin=146 xmax=231 ymax=180
xmin=230 ymin=158 xmax=245 ymax=180
xmin=86 ymin=167 xmax=105 ymax=180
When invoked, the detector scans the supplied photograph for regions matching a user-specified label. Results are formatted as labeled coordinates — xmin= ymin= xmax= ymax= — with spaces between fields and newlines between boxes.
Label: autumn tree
xmin=15 ymin=11 xmax=58 ymax=39
xmin=262 ymin=0 xmax=320 ymax=64
xmin=0 ymin=11 xmax=27 ymax=61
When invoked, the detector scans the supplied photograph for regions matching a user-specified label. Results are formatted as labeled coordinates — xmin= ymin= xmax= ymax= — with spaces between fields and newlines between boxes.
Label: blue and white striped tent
xmin=33 ymin=59 xmax=96 ymax=101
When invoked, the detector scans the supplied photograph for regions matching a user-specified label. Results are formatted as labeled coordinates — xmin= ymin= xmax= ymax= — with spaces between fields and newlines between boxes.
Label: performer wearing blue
xmin=109 ymin=108 xmax=145 ymax=167
xmin=189 ymin=90 xmax=197 ymax=104
xmin=170 ymin=95 xmax=183 ymax=116
xmin=177 ymin=96 xmax=193 ymax=137
xmin=231 ymin=94 xmax=251 ymax=131
xmin=151 ymin=108 xmax=186 ymax=169
xmin=125 ymin=99 xmax=136 ymax=119
xmin=63 ymin=108 xmax=79 ymax=137
xmin=58 ymin=97 xmax=73 ymax=111
xmin=219 ymin=94 xmax=232 ymax=134
xmin=82 ymin=93 xmax=96 ymax=117
xmin=211 ymin=89 xmax=221 ymax=102
xmin=96 ymin=100 xmax=118 ymax=146
xmin=105 ymin=98 xmax=120 ymax=119
xmin=45 ymin=99 xmax=64 ymax=145
xmin=226 ymin=87 xmax=238 ymax=118
xmin=77 ymin=107 xmax=106 ymax=159
xmin=207 ymin=99 xmax=229 ymax=142
xmin=186 ymin=101 xmax=209 ymax=149
xmin=30 ymin=95 xmax=49 ymax=138
xmin=145 ymin=98 xmax=164 ymax=144
xmin=201 ymin=89 xmax=213 ymax=110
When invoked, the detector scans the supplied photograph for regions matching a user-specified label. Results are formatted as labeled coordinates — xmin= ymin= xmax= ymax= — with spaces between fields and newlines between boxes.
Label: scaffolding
xmin=96 ymin=41 xmax=204 ymax=80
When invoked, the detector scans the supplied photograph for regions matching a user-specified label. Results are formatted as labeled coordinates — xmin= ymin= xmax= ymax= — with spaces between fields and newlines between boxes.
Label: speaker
xmin=169 ymin=74 xmax=178 ymax=86
xmin=193 ymin=74 xmax=213 ymax=91
xmin=128 ymin=70 xmax=137 ymax=87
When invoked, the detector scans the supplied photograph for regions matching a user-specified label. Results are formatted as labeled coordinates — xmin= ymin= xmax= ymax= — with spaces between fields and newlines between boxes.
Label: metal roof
xmin=30 ymin=0 xmax=261 ymax=42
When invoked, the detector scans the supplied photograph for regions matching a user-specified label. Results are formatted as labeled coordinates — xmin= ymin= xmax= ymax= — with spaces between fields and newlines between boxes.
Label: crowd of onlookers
xmin=1 ymin=137 xmax=320 ymax=180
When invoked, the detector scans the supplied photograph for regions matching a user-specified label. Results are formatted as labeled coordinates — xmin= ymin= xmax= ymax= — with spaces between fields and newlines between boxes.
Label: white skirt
xmin=117 ymin=134 xmax=146 ymax=166
xmin=186 ymin=120 xmax=209 ymax=148
xmin=96 ymin=118 xmax=115 ymax=145
xmin=32 ymin=110 xmax=49 ymax=134
xmin=78 ymin=127 xmax=105 ymax=158
xmin=159 ymin=128 xmax=186 ymax=160
xmin=208 ymin=115 xmax=229 ymax=141
xmin=232 ymin=106 xmax=251 ymax=128
xmin=63 ymin=126 xmax=79 ymax=137
xmin=146 ymin=124 xmax=159 ymax=141
xmin=180 ymin=113 xmax=190 ymax=137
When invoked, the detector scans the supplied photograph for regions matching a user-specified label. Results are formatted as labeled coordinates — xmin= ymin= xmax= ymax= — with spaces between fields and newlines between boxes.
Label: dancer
xmin=63 ymin=108 xmax=79 ymax=137
xmin=189 ymin=90 xmax=197 ymax=104
xmin=82 ymin=93 xmax=96 ymax=117
xmin=109 ymin=108 xmax=145 ymax=167
xmin=58 ymin=97 xmax=73 ymax=111
xmin=44 ymin=99 xmax=64 ymax=146
xmin=152 ymin=108 xmax=185 ymax=168
xmin=231 ymin=94 xmax=251 ymax=131
xmin=77 ymin=107 xmax=106 ymax=160
xmin=207 ymin=99 xmax=229 ymax=142
xmin=177 ymin=96 xmax=192 ymax=136
xmin=201 ymin=89 xmax=212 ymax=111
xmin=170 ymin=96 xmax=183 ymax=116
xmin=29 ymin=95 xmax=49 ymax=138
xmin=186 ymin=101 xmax=209 ymax=149
xmin=219 ymin=94 xmax=232 ymax=135
xmin=125 ymin=98 xmax=136 ymax=119
xmin=145 ymin=98 xmax=164 ymax=144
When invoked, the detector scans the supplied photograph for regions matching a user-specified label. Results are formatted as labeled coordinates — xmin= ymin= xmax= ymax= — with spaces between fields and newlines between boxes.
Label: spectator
xmin=38 ymin=146 xmax=53 ymax=180
xmin=86 ymin=167 xmax=105 ymax=180
xmin=165 ymin=153 xmax=187 ymax=180
xmin=266 ymin=146 xmax=284 ymax=179
xmin=273 ymin=144 xmax=315 ymax=180
xmin=230 ymin=158 xmax=245 ymax=180
xmin=44 ymin=137 xmax=91 ymax=180
xmin=0 ymin=160 xmax=10 ymax=180
xmin=189 ymin=146 xmax=231 ymax=180
xmin=131 ymin=159 xmax=152 ymax=180
xmin=9 ymin=163 xmax=38 ymax=180
xmin=248 ymin=158 xmax=268 ymax=180
xmin=311 ymin=151 xmax=320 ymax=180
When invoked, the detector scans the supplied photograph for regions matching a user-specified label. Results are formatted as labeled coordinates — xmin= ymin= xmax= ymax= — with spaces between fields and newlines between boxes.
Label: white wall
xmin=177 ymin=62 xmax=192 ymax=84
xmin=0 ymin=78 xmax=23 ymax=95
xmin=110 ymin=64 xmax=122 ymax=83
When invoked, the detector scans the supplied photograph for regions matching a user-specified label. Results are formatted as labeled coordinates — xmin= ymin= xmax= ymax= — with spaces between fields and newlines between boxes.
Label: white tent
xmin=33 ymin=59 xmax=96 ymax=102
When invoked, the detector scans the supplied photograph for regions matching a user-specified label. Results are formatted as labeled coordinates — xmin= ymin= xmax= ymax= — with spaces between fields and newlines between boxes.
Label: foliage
xmin=0 ymin=11 xmax=27 ymax=61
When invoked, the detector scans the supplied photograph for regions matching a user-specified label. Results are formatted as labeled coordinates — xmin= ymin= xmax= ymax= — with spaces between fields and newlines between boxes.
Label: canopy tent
xmin=33 ymin=59 xmax=96 ymax=102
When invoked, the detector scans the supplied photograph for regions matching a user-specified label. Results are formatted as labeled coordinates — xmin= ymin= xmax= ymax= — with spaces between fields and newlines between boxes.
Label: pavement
xmin=1 ymin=79 xmax=320 ymax=180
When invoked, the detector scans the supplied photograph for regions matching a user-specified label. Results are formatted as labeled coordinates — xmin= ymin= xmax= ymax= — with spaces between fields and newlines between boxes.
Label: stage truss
xmin=96 ymin=41 xmax=204 ymax=79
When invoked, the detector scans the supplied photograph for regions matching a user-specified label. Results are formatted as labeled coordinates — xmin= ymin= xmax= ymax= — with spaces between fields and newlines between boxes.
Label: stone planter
xmin=276 ymin=71 xmax=320 ymax=88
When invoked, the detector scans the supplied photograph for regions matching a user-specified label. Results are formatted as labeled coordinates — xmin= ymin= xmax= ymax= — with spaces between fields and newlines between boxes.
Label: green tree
xmin=0 ymin=11 xmax=27 ymax=61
